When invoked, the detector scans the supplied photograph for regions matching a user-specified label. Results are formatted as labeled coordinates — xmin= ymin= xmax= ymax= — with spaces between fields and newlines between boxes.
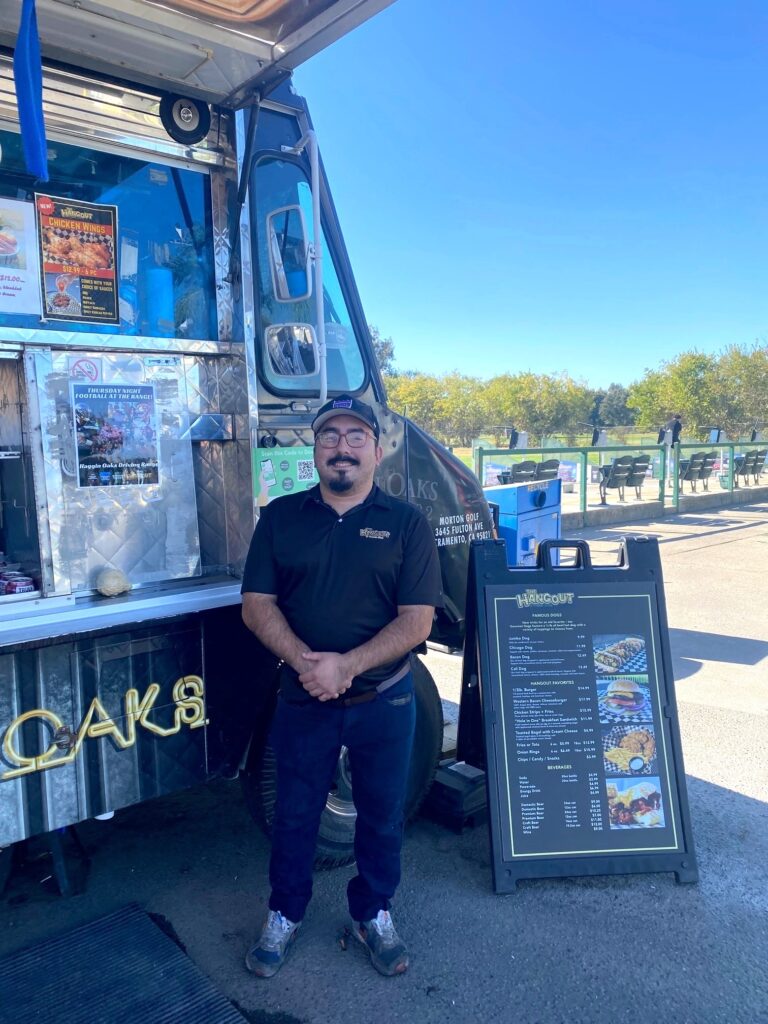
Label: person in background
xmin=666 ymin=413 xmax=683 ymax=444
xmin=241 ymin=394 xmax=442 ymax=979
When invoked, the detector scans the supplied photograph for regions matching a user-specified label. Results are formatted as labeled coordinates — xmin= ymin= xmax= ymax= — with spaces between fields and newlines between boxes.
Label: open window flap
xmin=0 ymin=0 xmax=396 ymax=107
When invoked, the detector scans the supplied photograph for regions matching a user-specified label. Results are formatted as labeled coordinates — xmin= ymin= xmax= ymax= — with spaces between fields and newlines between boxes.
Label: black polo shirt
xmin=241 ymin=484 xmax=442 ymax=696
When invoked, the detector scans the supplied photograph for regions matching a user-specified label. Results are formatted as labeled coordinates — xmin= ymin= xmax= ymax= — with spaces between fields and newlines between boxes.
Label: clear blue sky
xmin=295 ymin=1 xmax=768 ymax=389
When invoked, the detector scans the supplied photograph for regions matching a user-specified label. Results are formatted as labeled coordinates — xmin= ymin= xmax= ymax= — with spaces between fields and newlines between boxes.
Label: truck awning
xmin=0 ymin=0 xmax=396 ymax=107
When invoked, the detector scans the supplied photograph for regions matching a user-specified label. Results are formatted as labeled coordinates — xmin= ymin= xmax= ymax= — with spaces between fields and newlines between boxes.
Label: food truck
xmin=0 ymin=1 xmax=494 ymax=873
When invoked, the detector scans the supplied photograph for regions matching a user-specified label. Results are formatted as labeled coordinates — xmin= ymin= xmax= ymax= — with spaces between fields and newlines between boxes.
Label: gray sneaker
xmin=245 ymin=910 xmax=301 ymax=977
xmin=353 ymin=909 xmax=409 ymax=976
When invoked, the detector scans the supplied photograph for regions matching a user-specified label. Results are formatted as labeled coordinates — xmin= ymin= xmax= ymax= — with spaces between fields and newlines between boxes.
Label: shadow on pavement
xmin=0 ymin=768 xmax=766 ymax=1024
xmin=567 ymin=505 xmax=768 ymax=554
xmin=669 ymin=627 xmax=768 ymax=682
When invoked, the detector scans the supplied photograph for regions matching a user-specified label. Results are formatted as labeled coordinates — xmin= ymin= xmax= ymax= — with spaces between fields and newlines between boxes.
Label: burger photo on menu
xmin=606 ymin=778 xmax=665 ymax=829
xmin=596 ymin=675 xmax=653 ymax=724
xmin=592 ymin=634 xmax=648 ymax=675
xmin=602 ymin=723 xmax=657 ymax=775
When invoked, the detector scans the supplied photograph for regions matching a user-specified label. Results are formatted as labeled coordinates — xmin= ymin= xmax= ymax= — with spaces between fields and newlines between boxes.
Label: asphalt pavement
xmin=1 ymin=503 xmax=767 ymax=1024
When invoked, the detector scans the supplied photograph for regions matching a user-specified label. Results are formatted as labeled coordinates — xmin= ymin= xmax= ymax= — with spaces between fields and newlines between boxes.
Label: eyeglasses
xmin=315 ymin=428 xmax=374 ymax=448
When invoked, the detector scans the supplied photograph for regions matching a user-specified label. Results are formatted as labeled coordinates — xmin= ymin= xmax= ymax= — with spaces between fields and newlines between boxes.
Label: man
xmin=665 ymin=413 xmax=683 ymax=444
xmin=660 ymin=414 xmax=682 ymax=487
xmin=240 ymin=395 xmax=442 ymax=979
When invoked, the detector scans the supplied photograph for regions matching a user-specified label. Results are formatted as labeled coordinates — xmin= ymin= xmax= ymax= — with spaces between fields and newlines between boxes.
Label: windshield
xmin=252 ymin=151 xmax=365 ymax=394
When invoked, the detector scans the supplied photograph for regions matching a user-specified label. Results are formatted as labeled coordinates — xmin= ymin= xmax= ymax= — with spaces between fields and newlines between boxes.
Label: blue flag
xmin=13 ymin=0 xmax=49 ymax=182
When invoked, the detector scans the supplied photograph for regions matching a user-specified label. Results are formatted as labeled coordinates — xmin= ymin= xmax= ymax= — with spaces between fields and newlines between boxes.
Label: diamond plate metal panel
xmin=230 ymin=439 xmax=255 ymax=570
xmin=217 ymin=356 xmax=250 ymax=416
xmin=183 ymin=357 xmax=216 ymax=419
xmin=34 ymin=352 xmax=201 ymax=592
xmin=211 ymin=167 xmax=237 ymax=344
xmin=185 ymin=351 xmax=253 ymax=571
xmin=194 ymin=441 xmax=229 ymax=569
xmin=0 ymin=358 xmax=22 ymax=448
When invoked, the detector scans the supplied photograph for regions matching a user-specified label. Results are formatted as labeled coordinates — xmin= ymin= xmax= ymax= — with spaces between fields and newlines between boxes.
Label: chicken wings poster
xmin=35 ymin=194 xmax=119 ymax=324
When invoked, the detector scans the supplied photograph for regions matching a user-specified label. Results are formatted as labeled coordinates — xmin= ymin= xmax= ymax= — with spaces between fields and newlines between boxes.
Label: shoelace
xmin=263 ymin=912 xmax=296 ymax=948
xmin=369 ymin=910 xmax=397 ymax=945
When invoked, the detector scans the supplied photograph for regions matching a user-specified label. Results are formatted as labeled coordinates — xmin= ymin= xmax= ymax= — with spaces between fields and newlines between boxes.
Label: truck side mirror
xmin=267 ymin=205 xmax=312 ymax=302
xmin=264 ymin=324 xmax=318 ymax=378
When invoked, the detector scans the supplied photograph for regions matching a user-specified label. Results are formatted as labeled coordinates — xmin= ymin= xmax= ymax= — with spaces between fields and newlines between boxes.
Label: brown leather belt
xmin=339 ymin=689 xmax=377 ymax=707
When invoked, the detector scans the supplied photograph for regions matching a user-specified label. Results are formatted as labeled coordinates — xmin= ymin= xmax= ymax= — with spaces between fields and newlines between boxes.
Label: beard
xmin=325 ymin=455 xmax=358 ymax=493
xmin=328 ymin=475 xmax=354 ymax=493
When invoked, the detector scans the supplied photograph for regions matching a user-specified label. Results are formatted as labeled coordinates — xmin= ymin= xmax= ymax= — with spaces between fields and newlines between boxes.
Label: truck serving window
xmin=252 ymin=155 xmax=365 ymax=394
xmin=0 ymin=129 xmax=216 ymax=340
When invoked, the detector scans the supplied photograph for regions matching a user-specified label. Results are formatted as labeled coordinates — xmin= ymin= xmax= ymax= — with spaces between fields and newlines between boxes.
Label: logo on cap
xmin=332 ymin=399 xmax=353 ymax=409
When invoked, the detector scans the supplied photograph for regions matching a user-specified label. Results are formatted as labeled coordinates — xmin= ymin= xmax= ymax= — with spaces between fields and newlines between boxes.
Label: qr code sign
xmin=297 ymin=459 xmax=315 ymax=483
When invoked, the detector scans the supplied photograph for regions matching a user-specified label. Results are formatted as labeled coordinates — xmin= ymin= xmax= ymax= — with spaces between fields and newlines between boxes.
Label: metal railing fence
xmin=474 ymin=441 xmax=767 ymax=514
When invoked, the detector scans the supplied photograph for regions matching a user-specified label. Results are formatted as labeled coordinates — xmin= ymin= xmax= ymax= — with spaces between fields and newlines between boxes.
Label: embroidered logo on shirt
xmin=360 ymin=527 xmax=390 ymax=540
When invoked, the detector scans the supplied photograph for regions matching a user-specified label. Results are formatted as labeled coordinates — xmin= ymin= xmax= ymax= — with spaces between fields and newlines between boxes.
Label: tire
xmin=0 ymin=845 xmax=13 ymax=896
xmin=241 ymin=657 xmax=443 ymax=870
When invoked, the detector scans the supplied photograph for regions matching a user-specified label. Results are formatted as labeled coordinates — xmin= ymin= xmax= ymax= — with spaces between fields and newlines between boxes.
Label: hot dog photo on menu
xmin=592 ymin=633 xmax=648 ymax=675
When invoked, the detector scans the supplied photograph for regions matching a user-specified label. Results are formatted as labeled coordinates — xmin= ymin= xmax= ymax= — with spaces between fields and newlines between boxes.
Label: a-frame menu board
xmin=457 ymin=537 xmax=698 ymax=893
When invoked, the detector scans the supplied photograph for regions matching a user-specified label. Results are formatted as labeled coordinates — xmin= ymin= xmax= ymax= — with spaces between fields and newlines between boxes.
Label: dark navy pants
xmin=267 ymin=672 xmax=416 ymax=923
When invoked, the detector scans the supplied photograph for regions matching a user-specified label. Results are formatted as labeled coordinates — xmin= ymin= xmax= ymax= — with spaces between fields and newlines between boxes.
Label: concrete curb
xmin=562 ymin=484 xmax=768 ymax=530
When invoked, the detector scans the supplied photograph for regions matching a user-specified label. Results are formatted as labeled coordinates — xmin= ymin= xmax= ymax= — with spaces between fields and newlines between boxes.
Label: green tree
xmin=629 ymin=352 xmax=721 ymax=436
xmin=481 ymin=371 xmax=593 ymax=444
xmin=600 ymin=383 xmax=637 ymax=426
xmin=546 ymin=373 xmax=596 ymax=440
xmin=379 ymin=343 xmax=768 ymax=446
xmin=435 ymin=373 xmax=487 ymax=445
xmin=385 ymin=372 xmax=444 ymax=438
xmin=368 ymin=324 xmax=396 ymax=376
xmin=716 ymin=344 xmax=768 ymax=433
xmin=627 ymin=369 xmax=667 ymax=429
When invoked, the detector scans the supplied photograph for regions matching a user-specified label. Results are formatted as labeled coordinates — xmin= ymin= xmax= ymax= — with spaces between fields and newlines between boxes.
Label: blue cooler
xmin=483 ymin=479 xmax=561 ymax=567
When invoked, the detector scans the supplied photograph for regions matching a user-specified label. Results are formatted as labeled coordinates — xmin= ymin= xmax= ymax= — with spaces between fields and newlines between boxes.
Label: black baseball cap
xmin=312 ymin=395 xmax=380 ymax=440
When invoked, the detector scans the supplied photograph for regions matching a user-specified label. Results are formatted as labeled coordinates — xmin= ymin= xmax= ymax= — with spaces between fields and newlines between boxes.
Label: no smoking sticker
xmin=70 ymin=358 xmax=100 ymax=382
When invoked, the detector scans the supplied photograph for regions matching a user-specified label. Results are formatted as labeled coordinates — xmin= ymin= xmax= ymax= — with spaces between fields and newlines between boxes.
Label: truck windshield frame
xmin=251 ymin=149 xmax=367 ymax=398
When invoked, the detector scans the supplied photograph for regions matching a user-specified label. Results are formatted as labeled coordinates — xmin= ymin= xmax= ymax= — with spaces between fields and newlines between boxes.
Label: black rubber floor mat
xmin=0 ymin=904 xmax=246 ymax=1024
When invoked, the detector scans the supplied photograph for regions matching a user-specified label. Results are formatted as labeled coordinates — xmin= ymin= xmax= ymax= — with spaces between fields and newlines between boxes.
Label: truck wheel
xmin=241 ymin=657 xmax=443 ymax=870
xmin=0 ymin=845 xmax=13 ymax=896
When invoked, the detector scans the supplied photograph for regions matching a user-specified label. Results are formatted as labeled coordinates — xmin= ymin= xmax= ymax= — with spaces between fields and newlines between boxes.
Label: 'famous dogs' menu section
xmin=485 ymin=583 xmax=682 ymax=861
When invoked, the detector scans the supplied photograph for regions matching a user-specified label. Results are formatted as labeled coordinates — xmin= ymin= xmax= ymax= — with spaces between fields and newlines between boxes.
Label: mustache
xmin=328 ymin=454 xmax=359 ymax=467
